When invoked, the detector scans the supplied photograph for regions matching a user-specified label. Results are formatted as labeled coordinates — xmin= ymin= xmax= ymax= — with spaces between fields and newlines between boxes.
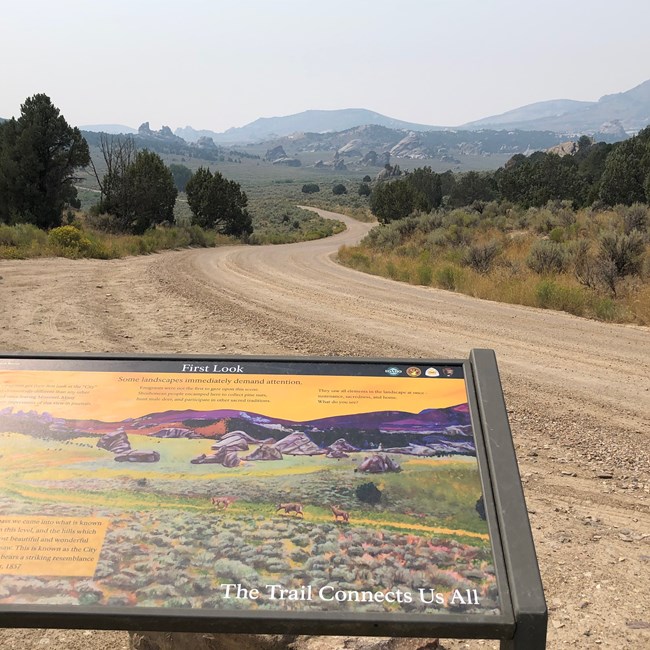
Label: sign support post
xmin=470 ymin=349 xmax=547 ymax=649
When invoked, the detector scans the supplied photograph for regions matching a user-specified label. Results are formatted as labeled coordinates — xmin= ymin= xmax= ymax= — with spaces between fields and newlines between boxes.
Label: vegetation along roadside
xmin=0 ymin=94 xmax=345 ymax=260
xmin=338 ymin=132 xmax=650 ymax=325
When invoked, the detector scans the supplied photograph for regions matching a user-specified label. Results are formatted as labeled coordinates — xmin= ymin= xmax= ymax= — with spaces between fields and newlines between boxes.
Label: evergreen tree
xmin=123 ymin=151 xmax=178 ymax=234
xmin=0 ymin=94 xmax=89 ymax=228
xmin=169 ymin=163 xmax=193 ymax=192
xmin=599 ymin=130 xmax=650 ymax=205
xmin=369 ymin=180 xmax=414 ymax=223
xmin=185 ymin=167 xmax=252 ymax=236
xmin=404 ymin=166 xmax=442 ymax=211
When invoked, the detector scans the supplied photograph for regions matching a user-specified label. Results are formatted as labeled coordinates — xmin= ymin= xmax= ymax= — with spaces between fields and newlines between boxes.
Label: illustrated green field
xmin=0 ymin=432 xmax=497 ymax=613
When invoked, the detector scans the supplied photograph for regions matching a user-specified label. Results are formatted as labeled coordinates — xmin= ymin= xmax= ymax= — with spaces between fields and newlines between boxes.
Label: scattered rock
xmin=114 ymin=450 xmax=160 ymax=463
xmin=626 ymin=620 xmax=650 ymax=629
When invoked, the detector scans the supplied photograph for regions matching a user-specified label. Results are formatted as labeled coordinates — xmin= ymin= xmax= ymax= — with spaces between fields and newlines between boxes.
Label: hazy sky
xmin=1 ymin=0 xmax=649 ymax=132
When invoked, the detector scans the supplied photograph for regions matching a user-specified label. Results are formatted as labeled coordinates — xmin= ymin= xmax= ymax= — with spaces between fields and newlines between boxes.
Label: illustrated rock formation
xmin=356 ymin=453 xmax=401 ymax=473
xmin=191 ymin=446 xmax=241 ymax=467
xmin=97 ymin=430 xmax=132 ymax=454
xmin=244 ymin=444 xmax=283 ymax=461
xmin=274 ymin=432 xmax=325 ymax=455
xmin=115 ymin=450 xmax=160 ymax=463
xmin=97 ymin=429 xmax=160 ymax=463
xmin=210 ymin=431 xmax=256 ymax=451
xmin=152 ymin=427 xmax=199 ymax=439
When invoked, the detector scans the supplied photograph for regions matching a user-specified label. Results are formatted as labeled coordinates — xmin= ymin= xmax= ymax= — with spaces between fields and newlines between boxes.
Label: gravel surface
xmin=0 ymin=208 xmax=648 ymax=649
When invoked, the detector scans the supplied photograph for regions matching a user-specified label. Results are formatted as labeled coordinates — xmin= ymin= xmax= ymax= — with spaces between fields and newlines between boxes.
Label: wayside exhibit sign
xmin=0 ymin=350 xmax=546 ymax=648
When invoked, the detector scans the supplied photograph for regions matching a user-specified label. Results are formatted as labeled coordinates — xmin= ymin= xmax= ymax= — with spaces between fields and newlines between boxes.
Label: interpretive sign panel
xmin=0 ymin=352 xmax=545 ymax=646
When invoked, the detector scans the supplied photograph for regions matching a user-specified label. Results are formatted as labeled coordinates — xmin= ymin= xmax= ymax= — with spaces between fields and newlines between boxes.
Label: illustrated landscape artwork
xmin=0 ymin=357 xmax=499 ymax=618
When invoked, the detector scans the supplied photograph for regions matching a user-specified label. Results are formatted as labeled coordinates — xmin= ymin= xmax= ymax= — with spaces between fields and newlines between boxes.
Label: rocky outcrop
xmin=97 ymin=430 xmax=131 ymax=454
xmin=152 ymin=427 xmax=198 ymax=439
xmin=328 ymin=438 xmax=358 ymax=453
xmin=545 ymin=140 xmax=579 ymax=157
xmin=273 ymin=157 xmax=302 ymax=167
xmin=265 ymin=145 xmax=288 ymax=162
xmin=196 ymin=136 xmax=217 ymax=149
xmin=326 ymin=448 xmax=349 ymax=459
xmin=338 ymin=138 xmax=363 ymax=156
xmin=356 ymin=454 xmax=401 ymax=473
xmin=265 ymin=145 xmax=302 ymax=166
xmin=138 ymin=122 xmax=184 ymax=142
xmin=310 ymin=154 xmax=346 ymax=171
xmin=191 ymin=446 xmax=241 ymax=467
xmin=360 ymin=150 xmax=378 ymax=166
xmin=274 ymin=432 xmax=324 ymax=455
xmin=390 ymin=132 xmax=422 ymax=157
xmin=210 ymin=430 xmax=255 ymax=451
xmin=384 ymin=443 xmax=436 ymax=456
xmin=375 ymin=164 xmax=402 ymax=180
xmin=97 ymin=430 xmax=160 ymax=462
xmin=244 ymin=444 xmax=283 ymax=461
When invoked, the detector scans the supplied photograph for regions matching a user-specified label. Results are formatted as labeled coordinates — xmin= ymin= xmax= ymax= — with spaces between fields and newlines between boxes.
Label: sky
xmin=1 ymin=0 xmax=649 ymax=133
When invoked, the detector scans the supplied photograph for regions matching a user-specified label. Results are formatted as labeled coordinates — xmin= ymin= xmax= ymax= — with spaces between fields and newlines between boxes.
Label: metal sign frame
xmin=0 ymin=349 xmax=546 ymax=648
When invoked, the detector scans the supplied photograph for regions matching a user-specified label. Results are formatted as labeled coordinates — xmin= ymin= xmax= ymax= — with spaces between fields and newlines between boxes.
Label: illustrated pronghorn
xmin=211 ymin=496 xmax=236 ymax=510
xmin=276 ymin=502 xmax=304 ymax=517
xmin=330 ymin=504 xmax=350 ymax=523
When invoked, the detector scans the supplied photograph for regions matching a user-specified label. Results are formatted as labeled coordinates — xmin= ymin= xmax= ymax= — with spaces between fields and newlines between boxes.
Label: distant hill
xmin=463 ymin=79 xmax=650 ymax=135
xmin=464 ymin=99 xmax=593 ymax=129
xmin=176 ymin=108 xmax=444 ymax=144
xmin=79 ymin=124 xmax=138 ymax=134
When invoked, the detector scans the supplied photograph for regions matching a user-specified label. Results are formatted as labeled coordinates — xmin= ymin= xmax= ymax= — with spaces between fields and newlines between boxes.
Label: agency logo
xmin=425 ymin=367 xmax=440 ymax=377
xmin=385 ymin=367 xmax=402 ymax=376
xmin=406 ymin=367 xmax=422 ymax=377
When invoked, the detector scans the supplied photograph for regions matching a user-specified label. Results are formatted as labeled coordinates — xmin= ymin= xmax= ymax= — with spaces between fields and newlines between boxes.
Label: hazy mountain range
xmin=78 ymin=78 xmax=650 ymax=144
xmin=464 ymin=79 xmax=650 ymax=133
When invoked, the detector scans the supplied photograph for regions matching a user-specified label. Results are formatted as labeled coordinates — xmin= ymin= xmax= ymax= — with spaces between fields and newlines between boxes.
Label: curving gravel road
xmin=0 ymin=208 xmax=649 ymax=649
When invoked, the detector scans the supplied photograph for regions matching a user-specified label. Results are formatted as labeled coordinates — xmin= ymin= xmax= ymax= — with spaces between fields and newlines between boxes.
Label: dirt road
xmin=0 ymin=208 xmax=648 ymax=649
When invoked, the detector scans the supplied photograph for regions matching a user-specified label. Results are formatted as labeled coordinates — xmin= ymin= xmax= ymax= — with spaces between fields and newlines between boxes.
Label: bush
xmin=435 ymin=265 xmax=462 ymax=290
xmin=526 ymin=240 xmax=567 ymax=274
xmin=535 ymin=279 xmax=585 ymax=315
xmin=301 ymin=183 xmax=320 ymax=194
xmin=599 ymin=230 xmax=645 ymax=277
xmin=356 ymin=482 xmax=382 ymax=505
xmin=416 ymin=264 xmax=433 ymax=285
xmin=47 ymin=225 xmax=106 ymax=258
xmin=332 ymin=183 xmax=347 ymax=195
xmin=462 ymin=241 xmax=501 ymax=274
xmin=621 ymin=204 xmax=649 ymax=234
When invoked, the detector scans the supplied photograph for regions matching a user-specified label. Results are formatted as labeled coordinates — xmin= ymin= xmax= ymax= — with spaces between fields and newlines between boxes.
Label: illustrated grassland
xmin=0 ymin=431 xmax=497 ymax=614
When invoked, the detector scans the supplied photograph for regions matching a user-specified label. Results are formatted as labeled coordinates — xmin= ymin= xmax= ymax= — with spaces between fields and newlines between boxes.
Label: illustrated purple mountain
xmin=0 ymin=403 xmax=476 ymax=456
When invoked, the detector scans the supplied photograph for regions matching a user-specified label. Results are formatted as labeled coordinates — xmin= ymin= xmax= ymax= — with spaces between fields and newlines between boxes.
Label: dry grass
xmin=338 ymin=204 xmax=650 ymax=325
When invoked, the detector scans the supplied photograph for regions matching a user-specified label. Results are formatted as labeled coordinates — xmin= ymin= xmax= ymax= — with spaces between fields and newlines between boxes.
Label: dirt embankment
xmin=0 ymin=208 xmax=648 ymax=649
